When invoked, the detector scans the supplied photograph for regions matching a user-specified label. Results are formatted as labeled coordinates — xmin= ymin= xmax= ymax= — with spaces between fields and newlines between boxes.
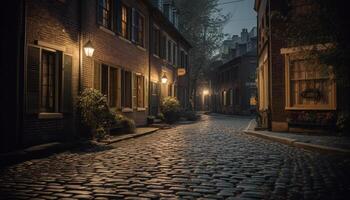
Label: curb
xmin=100 ymin=128 xmax=160 ymax=145
xmin=243 ymin=130 xmax=350 ymax=155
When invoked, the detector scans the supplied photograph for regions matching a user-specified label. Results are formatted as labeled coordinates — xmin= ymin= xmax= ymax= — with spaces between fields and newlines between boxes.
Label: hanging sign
xmin=177 ymin=68 xmax=186 ymax=76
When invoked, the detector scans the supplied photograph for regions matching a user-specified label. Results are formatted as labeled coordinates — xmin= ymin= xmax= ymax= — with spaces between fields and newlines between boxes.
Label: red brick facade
xmin=1 ymin=0 xmax=191 ymax=151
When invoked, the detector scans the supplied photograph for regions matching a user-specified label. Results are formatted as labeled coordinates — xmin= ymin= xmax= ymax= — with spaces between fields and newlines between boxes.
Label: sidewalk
xmin=244 ymin=120 xmax=350 ymax=155
xmin=99 ymin=127 xmax=159 ymax=145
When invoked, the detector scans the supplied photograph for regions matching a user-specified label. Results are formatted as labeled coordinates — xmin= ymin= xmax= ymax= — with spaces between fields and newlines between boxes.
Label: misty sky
xmin=218 ymin=0 xmax=256 ymax=38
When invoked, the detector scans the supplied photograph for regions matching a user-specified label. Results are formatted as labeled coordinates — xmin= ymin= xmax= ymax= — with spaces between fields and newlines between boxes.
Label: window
xmin=41 ymin=50 xmax=58 ymax=112
xmin=163 ymin=4 xmax=170 ymax=18
xmin=168 ymin=40 xmax=172 ymax=63
xmin=121 ymin=70 xmax=132 ymax=108
xmin=160 ymin=34 xmax=167 ymax=59
xmin=180 ymin=50 xmax=185 ymax=67
xmin=94 ymin=63 xmax=119 ymax=107
xmin=121 ymin=4 xmax=129 ymax=38
xmin=168 ymin=84 xmax=173 ymax=97
xmin=132 ymin=10 xmax=145 ymax=46
xmin=98 ymin=0 xmax=113 ymax=30
xmin=153 ymin=27 xmax=160 ymax=56
xmin=222 ymin=91 xmax=227 ymax=106
xmin=173 ymin=44 xmax=177 ymax=66
xmin=136 ymin=74 xmax=145 ymax=107
xmin=284 ymin=53 xmax=336 ymax=110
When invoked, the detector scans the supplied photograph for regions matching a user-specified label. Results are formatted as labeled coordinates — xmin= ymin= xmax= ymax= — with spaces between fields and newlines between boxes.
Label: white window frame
xmin=281 ymin=44 xmax=336 ymax=110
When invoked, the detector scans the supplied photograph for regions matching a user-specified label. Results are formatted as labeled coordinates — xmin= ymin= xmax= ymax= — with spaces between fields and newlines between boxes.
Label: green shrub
xmin=95 ymin=127 xmax=107 ymax=141
xmin=147 ymin=115 xmax=155 ymax=124
xmin=121 ymin=117 xmax=136 ymax=133
xmin=161 ymin=96 xmax=181 ymax=123
xmin=181 ymin=111 xmax=200 ymax=121
xmin=337 ymin=112 xmax=350 ymax=134
xmin=112 ymin=113 xmax=136 ymax=134
xmin=76 ymin=88 xmax=114 ymax=138
xmin=156 ymin=113 xmax=165 ymax=121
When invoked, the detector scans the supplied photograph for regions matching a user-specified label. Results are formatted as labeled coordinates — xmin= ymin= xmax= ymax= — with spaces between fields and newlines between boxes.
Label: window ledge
xmin=38 ymin=113 xmax=63 ymax=119
xmin=153 ymin=54 xmax=160 ymax=59
xmin=118 ymin=36 xmax=132 ymax=44
xmin=285 ymin=106 xmax=336 ymax=111
xmin=122 ymin=108 xmax=133 ymax=113
xmin=136 ymin=45 xmax=146 ymax=51
xmin=137 ymin=107 xmax=146 ymax=111
xmin=99 ymin=26 xmax=116 ymax=36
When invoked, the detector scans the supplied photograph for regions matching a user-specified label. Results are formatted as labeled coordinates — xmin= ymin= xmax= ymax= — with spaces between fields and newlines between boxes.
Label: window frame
xmin=95 ymin=63 xmax=120 ymax=108
xmin=282 ymin=47 xmax=336 ymax=110
xmin=97 ymin=0 xmax=114 ymax=30
xmin=120 ymin=3 xmax=129 ymax=39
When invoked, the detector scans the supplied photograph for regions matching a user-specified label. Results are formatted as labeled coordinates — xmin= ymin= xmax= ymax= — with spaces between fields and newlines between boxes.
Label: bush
xmin=147 ymin=116 xmax=155 ymax=124
xmin=161 ymin=96 xmax=181 ymax=123
xmin=76 ymin=88 xmax=114 ymax=138
xmin=112 ymin=113 xmax=136 ymax=134
xmin=121 ymin=117 xmax=136 ymax=133
xmin=337 ymin=112 xmax=350 ymax=134
xmin=156 ymin=113 xmax=165 ymax=121
xmin=180 ymin=111 xmax=200 ymax=121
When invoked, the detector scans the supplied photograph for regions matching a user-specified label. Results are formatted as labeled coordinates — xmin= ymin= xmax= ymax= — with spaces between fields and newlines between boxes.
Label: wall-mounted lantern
xmin=161 ymin=73 xmax=168 ymax=84
xmin=84 ymin=40 xmax=94 ymax=57
xmin=203 ymin=89 xmax=209 ymax=95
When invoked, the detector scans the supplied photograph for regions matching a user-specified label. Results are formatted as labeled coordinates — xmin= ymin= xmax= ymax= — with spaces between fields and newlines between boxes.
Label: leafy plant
xmin=180 ymin=110 xmax=200 ymax=121
xmin=112 ymin=113 xmax=136 ymax=134
xmin=161 ymin=96 xmax=181 ymax=123
xmin=147 ymin=115 xmax=155 ymax=125
xmin=337 ymin=112 xmax=350 ymax=134
xmin=76 ymin=88 xmax=114 ymax=138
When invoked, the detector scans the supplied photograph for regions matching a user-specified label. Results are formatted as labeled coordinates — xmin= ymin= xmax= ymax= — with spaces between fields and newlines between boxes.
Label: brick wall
xmin=24 ymin=0 xmax=80 ymax=146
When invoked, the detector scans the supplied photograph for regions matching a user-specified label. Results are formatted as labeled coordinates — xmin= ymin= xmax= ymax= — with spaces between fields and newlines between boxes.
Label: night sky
xmin=218 ymin=0 xmax=256 ymax=37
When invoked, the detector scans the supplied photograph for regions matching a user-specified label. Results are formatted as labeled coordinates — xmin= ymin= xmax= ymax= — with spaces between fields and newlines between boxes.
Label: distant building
xmin=210 ymin=50 xmax=257 ymax=115
xmin=220 ymin=27 xmax=257 ymax=62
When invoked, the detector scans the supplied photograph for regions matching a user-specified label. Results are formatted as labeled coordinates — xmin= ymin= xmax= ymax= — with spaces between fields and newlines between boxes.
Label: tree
xmin=175 ymin=0 xmax=230 ymax=110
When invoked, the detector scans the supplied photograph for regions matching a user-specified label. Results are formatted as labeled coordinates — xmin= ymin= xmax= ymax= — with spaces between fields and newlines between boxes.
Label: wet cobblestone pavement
xmin=1 ymin=115 xmax=350 ymax=199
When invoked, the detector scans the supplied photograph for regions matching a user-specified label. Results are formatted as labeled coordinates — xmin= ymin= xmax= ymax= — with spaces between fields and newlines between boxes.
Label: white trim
xmin=136 ymin=45 xmax=146 ymax=51
xmin=137 ymin=107 xmax=146 ymax=111
xmin=99 ymin=25 xmax=116 ymax=36
xmin=35 ymin=40 xmax=66 ymax=52
xmin=122 ymin=107 xmax=133 ymax=113
xmin=280 ymin=43 xmax=334 ymax=54
xmin=118 ymin=35 xmax=132 ymax=44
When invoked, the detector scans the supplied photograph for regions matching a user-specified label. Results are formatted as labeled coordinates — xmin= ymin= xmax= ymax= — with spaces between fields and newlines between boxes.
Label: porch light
xmin=84 ymin=40 xmax=94 ymax=57
xmin=161 ymin=73 xmax=168 ymax=84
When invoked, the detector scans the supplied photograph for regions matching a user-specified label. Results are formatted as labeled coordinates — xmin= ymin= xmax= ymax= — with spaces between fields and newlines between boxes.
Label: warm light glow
xmin=161 ymin=73 xmax=168 ymax=84
xmin=203 ymin=89 xmax=209 ymax=95
xmin=84 ymin=40 xmax=94 ymax=57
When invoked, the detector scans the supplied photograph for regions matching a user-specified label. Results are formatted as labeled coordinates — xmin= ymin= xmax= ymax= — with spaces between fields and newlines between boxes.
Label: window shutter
xmin=132 ymin=73 xmax=137 ymax=108
xmin=63 ymin=54 xmax=73 ymax=113
xmin=115 ymin=0 xmax=121 ymax=33
xmin=97 ymin=0 xmax=103 ymax=25
xmin=26 ymin=46 xmax=40 ymax=114
xmin=131 ymin=8 xmax=136 ymax=42
xmin=145 ymin=77 xmax=148 ymax=108
xmin=94 ymin=60 xmax=101 ymax=90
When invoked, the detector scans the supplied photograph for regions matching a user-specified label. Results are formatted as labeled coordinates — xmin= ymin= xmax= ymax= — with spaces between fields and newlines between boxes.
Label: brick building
xmin=0 ymin=0 xmax=190 ymax=152
xmin=255 ymin=0 xmax=337 ymax=132
xmin=210 ymin=50 xmax=257 ymax=115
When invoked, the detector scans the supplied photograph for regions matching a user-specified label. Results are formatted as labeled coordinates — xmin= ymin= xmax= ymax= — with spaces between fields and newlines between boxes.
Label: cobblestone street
xmin=1 ymin=115 xmax=350 ymax=200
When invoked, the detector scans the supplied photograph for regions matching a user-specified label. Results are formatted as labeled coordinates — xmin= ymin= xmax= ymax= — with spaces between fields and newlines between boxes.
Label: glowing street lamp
xmin=161 ymin=73 xmax=168 ymax=84
xmin=84 ymin=40 xmax=94 ymax=57
xmin=203 ymin=89 xmax=209 ymax=95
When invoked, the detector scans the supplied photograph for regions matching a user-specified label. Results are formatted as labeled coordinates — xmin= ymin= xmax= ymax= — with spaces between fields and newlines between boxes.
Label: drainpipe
xmin=148 ymin=9 xmax=152 ymax=115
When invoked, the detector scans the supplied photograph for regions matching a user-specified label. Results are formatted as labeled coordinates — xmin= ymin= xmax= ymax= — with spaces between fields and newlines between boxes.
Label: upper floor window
xmin=121 ymin=4 xmax=129 ymax=39
xmin=167 ymin=40 xmax=172 ymax=63
xmin=98 ymin=0 xmax=113 ymax=30
xmin=132 ymin=10 xmax=145 ymax=47
xmin=153 ymin=27 xmax=161 ymax=56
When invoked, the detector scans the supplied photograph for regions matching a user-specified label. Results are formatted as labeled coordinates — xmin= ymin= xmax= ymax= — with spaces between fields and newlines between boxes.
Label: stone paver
xmin=1 ymin=114 xmax=350 ymax=199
